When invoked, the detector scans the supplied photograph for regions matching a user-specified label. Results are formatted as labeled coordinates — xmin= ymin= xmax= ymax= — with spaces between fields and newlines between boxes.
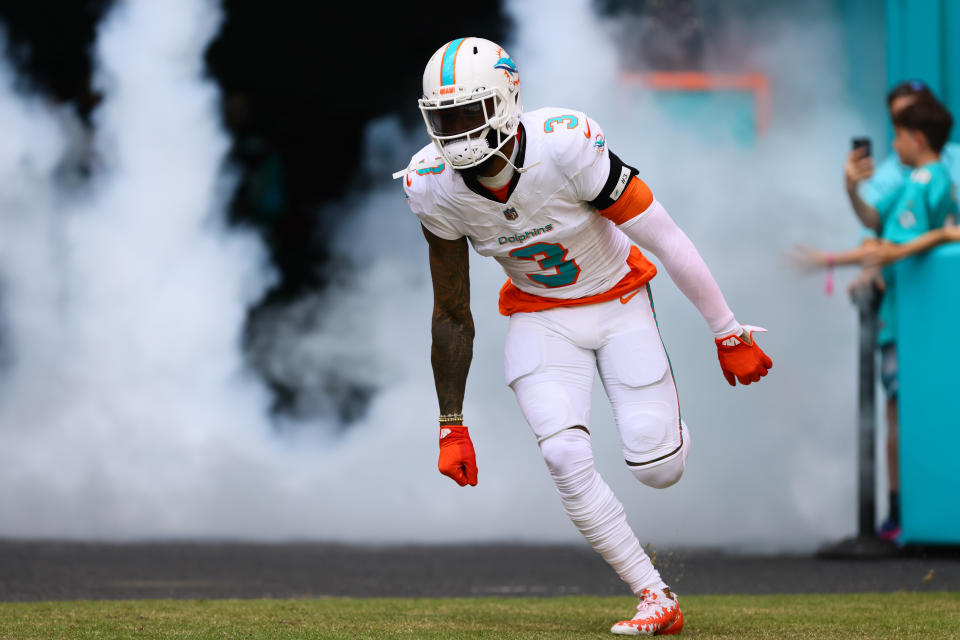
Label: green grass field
xmin=1 ymin=593 xmax=958 ymax=639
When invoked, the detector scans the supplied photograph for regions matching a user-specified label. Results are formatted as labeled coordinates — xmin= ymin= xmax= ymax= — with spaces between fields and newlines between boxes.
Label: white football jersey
xmin=403 ymin=107 xmax=639 ymax=301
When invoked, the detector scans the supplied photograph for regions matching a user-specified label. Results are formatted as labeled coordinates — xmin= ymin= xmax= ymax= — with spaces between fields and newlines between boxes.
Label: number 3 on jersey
xmin=510 ymin=242 xmax=581 ymax=287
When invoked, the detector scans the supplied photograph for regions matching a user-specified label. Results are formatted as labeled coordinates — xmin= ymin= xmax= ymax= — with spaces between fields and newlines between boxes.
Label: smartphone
xmin=851 ymin=137 xmax=872 ymax=157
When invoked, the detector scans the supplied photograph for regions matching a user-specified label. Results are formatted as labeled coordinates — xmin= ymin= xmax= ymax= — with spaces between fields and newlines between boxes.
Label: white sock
xmin=539 ymin=428 xmax=665 ymax=595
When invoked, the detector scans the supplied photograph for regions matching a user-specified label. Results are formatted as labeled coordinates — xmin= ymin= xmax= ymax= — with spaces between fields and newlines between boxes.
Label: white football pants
xmin=504 ymin=285 xmax=690 ymax=595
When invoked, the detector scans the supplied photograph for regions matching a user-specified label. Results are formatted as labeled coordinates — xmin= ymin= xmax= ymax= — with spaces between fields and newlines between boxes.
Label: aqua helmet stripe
xmin=440 ymin=38 xmax=467 ymax=86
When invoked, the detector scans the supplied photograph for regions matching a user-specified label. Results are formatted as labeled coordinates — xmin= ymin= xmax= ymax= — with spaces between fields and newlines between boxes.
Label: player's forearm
xmin=619 ymin=201 xmax=739 ymax=338
xmin=845 ymin=185 xmax=881 ymax=231
xmin=430 ymin=309 xmax=474 ymax=414
xmin=422 ymin=227 xmax=474 ymax=415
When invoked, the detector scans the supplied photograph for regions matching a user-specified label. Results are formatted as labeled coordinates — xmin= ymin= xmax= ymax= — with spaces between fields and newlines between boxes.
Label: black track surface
xmin=2 ymin=540 xmax=959 ymax=602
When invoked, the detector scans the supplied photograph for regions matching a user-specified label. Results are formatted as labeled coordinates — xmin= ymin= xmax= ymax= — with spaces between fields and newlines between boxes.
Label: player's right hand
xmin=845 ymin=148 xmax=874 ymax=189
xmin=438 ymin=426 xmax=478 ymax=487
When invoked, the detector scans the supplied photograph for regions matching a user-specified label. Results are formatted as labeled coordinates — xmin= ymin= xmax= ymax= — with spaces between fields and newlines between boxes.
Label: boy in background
xmin=792 ymin=95 xmax=957 ymax=543
xmin=846 ymin=80 xmax=960 ymax=214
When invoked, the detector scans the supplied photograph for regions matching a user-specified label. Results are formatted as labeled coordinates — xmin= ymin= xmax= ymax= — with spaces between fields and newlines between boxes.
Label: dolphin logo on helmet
xmin=494 ymin=56 xmax=517 ymax=74
xmin=494 ymin=55 xmax=519 ymax=89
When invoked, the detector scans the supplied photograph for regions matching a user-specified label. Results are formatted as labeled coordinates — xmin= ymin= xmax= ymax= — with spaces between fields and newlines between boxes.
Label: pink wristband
xmin=824 ymin=253 xmax=835 ymax=295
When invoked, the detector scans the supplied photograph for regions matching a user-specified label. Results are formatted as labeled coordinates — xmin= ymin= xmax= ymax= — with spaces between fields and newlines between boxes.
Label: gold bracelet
xmin=438 ymin=413 xmax=464 ymax=425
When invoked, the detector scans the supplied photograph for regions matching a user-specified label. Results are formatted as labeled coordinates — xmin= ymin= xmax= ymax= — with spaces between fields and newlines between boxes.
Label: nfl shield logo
xmin=503 ymin=206 xmax=518 ymax=220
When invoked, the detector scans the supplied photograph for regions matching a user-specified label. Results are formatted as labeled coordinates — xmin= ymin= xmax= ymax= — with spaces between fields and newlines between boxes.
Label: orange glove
xmin=715 ymin=325 xmax=773 ymax=386
xmin=438 ymin=425 xmax=478 ymax=486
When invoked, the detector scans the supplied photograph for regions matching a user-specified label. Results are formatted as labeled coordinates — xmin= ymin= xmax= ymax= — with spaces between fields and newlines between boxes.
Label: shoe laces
xmin=635 ymin=588 xmax=673 ymax=617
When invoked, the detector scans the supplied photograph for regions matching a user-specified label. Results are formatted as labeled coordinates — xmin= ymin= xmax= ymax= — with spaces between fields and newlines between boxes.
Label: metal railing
xmin=849 ymin=279 xmax=880 ymax=540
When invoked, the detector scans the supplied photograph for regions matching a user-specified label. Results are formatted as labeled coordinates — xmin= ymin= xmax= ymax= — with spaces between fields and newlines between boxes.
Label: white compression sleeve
xmin=539 ymin=428 xmax=665 ymax=595
xmin=619 ymin=200 xmax=740 ymax=338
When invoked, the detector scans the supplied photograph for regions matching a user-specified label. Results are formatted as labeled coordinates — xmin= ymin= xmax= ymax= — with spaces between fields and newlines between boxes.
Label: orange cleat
xmin=610 ymin=587 xmax=683 ymax=636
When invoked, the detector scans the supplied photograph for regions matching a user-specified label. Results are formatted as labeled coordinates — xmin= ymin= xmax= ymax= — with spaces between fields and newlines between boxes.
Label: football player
xmin=395 ymin=37 xmax=772 ymax=636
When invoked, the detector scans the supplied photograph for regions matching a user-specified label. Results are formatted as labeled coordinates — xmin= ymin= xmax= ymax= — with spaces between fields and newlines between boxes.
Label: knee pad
xmin=539 ymin=428 xmax=625 ymax=539
xmin=538 ymin=427 xmax=593 ymax=483
xmin=617 ymin=399 xmax=677 ymax=463
xmin=630 ymin=456 xmax=685 ymax=489
xmin=601 ymin=344 xmax=682 ymax=470
xmin=628 ymin=420 xmax=690 ymax=489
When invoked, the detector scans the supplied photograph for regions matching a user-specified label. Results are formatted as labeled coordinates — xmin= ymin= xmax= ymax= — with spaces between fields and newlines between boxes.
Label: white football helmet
xmin=419 ymin=37 xmax=522 ymax=170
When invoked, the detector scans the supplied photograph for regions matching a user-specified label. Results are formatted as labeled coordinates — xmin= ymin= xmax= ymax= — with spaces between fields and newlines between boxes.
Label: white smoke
xmin=0 ymin=0 xmax=879 ymax=552
xmin=0 ymin=0 xmax=283 ymax=537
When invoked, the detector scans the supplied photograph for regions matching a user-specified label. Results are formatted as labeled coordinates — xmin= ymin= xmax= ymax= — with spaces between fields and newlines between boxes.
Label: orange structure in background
xmin=619 ymin=72 xmax=772 ymax=136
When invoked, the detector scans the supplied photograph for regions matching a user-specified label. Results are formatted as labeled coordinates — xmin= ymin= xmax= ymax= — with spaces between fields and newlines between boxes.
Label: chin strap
xmin=490 ymin=147 xmax=541 ymax=174
xmin=391 ymin=152 xmax=539 ymax=180
xmin=391 ymin=136 xmax=541 ymax=180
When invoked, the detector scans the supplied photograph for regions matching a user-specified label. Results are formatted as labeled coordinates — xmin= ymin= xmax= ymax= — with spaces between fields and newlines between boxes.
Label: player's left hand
xmin=715 ymin=325 xmax=772 ymax=386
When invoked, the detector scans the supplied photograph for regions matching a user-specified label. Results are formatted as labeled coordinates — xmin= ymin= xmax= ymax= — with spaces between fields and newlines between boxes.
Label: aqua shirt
xmin=862 ymin=141 xmax=960 ymax=207
xmin=859 ymin=142 xmax=960 ymax=239
xmin=874 ymin=161 xmax=958 ymax=346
